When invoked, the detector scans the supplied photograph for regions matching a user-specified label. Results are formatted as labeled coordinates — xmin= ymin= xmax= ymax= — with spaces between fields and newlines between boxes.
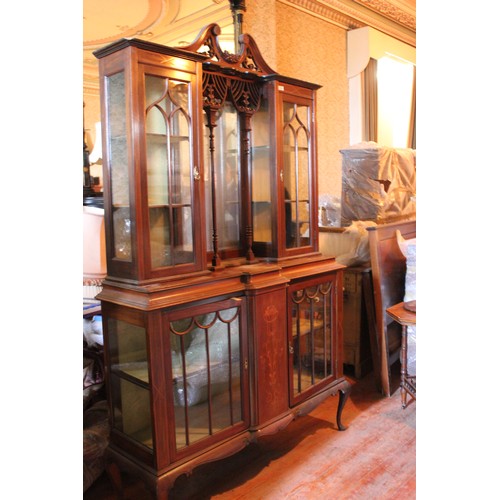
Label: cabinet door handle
xmin=193 ymin=166 xmax=201 ymax=181
xmin=280 ymin=169 xmax=284 ymax=182
xmin=288 ymin=344 xmax=294 ymax=354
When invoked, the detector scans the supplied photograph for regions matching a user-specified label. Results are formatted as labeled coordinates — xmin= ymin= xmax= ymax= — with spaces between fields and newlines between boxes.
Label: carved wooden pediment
xmin=182 ymin=23 xmax=276 ymax=77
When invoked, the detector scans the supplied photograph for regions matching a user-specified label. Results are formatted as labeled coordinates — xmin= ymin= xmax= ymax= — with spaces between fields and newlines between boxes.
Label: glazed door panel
xmin=140 ymin=64 xmax=205 ymax=279
xmin=280 ymin=92 xmax=317 ymax=257
xmin=288 ymin=275 xmax=340 ymax=406
xmin=164 ymin=297 xmax=250 ymax=460
xmin=251 ymin=81 xmax=319 ymax=260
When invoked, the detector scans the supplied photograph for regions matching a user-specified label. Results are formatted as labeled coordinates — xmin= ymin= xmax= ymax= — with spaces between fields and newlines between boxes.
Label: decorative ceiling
xmin=83 ymin=0 xmax=234 ymax=94
xmin=83 ymin=0 xmax=415 ymax=93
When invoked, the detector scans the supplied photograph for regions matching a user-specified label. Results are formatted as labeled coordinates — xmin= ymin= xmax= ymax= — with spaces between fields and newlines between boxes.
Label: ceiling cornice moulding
xmin=351 ymin=0 xmax=415 ymax=30
xmin=278 ymin=0 xmax=363 ymax=29
xmin=278 ymin=0 xmax=415 ymax=47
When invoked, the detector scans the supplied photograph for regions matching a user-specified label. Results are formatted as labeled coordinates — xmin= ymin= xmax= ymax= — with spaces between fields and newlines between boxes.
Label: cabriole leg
xmin=336 ymin=381 xmax=352 ymax=431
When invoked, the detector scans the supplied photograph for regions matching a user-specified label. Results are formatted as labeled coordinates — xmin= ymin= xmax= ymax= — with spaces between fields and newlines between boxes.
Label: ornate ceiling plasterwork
xmin=83 ymin=0 xmax=415 ymax=94
xmin=83 ymin=0 xmax=170 ymax=50
xmin=83 ymin=0 xmax=233 ymax=94
xmin=351 ymin=0 xmax=416 ymax=31
xmin=279 ymin=0 xmax=415 ymax=47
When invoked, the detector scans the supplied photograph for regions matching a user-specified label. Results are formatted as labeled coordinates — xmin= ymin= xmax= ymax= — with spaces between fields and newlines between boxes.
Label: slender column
xmin=205 ymin=108 xmax=222 ymax=269
xmin=400 ymin=325 xmax=408 ymax=409
xmin=240 ymin=112 xmax=257 ymax=263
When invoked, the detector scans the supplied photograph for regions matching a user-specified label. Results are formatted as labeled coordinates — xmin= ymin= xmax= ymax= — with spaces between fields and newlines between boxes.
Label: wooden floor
xmin=84 ymin=367 xmax=415 ymax=499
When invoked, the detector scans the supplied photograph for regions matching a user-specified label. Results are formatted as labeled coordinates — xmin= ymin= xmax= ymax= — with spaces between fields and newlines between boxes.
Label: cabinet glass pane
xmin=291 ymin=283 xmax=333 ymax=399
xmin=107 ymin=318 xmax=152 ymax=449
xmin=109 ymin=319 xmax=149 ymax=379
xmin=283 ymin=102 xmax=311 ymax=249
xmin=205 ymin=102 xmax=241 ymax=254
xmin=145 ymin=75 xmax=194 ymax=268
xmin=169 ymin=306 xmax=242 ymax=450
xmin=113 ymin=207 xmax=132 ymax=260
xmin=111 ymin=378 xmax=152 ymax=448
xmin=106 ymin=71 xmax=131 ymax=261
xmin=252 ymin=97 xmax=272 ymax=244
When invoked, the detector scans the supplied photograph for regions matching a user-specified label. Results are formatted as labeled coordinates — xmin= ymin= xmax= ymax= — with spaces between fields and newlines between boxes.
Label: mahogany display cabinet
xmin=94 ymin=24 xmax=351 ymax=499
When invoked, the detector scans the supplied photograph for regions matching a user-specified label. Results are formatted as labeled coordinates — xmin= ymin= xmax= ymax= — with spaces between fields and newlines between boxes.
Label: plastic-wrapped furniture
xmin=340 ymin=143 xmax=416 ymax=226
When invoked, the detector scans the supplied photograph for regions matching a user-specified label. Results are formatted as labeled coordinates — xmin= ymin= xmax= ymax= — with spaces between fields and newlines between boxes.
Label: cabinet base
xmin=106 ymin=378 xmax=351 ymax=499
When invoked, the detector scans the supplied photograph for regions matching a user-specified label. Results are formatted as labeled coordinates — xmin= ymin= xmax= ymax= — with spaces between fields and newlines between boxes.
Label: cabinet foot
xmin=336 ymin=380 xmax=352 ymax=431
xmin=105 ymin=461 xmax=124 ymax=500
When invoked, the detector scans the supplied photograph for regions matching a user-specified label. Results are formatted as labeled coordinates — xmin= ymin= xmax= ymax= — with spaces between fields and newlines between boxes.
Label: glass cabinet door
xmin=144 ymin=72 xmax=198 ymax=270
xmin=250 ymin=81 xmax=319 ymax=260
xmin=289 ymin=279 xmax=337 ymax=405
xmin=282 ymin=100 xmax=313 ymax=250
xmin=166 ymin=297 xmax=248 ymax=457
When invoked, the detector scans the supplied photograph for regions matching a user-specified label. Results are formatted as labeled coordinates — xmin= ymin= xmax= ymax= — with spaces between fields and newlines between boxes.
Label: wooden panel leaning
xmin=366 ymin=220 xmax=416 ymax=396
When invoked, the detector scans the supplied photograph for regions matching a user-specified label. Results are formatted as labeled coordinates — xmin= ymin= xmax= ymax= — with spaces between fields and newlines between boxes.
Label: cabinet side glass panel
xmin=106 ymin=72 xmax=131 ymax=261
xmin=205 ymin=102 xmax=242 ymax=256
xmin=283 ymin=102 xmax=311 ymax=249
xmin=251 ymin=97 xmax=272 ymax=245
xmin=169 ymin=305 xmax=242 ymax=450
xmin=145 ymin=75 xmax=195 ymax=268
xmin=291 ymin=282 xmax=333 ymax=399
xmin=107 ymin=318 xmax=153 ymax=449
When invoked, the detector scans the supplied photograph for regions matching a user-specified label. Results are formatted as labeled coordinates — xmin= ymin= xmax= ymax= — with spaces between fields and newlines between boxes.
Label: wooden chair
xmin=367 ymin=220 xmax=416 ymax=396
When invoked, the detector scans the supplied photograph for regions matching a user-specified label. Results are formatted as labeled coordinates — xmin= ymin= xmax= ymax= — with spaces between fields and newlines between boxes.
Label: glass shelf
xmin=146 ymin=133 xmax=190 ymax=143
xmin=112 ymin=361 xmax=150 ymax=385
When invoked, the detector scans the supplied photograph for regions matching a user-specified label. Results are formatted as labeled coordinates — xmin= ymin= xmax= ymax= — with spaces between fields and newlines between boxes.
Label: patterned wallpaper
xmin=246 ymin=0 xmax=350 ymax=199
xmin=244 ymin=0 xmax=278 ymax=70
